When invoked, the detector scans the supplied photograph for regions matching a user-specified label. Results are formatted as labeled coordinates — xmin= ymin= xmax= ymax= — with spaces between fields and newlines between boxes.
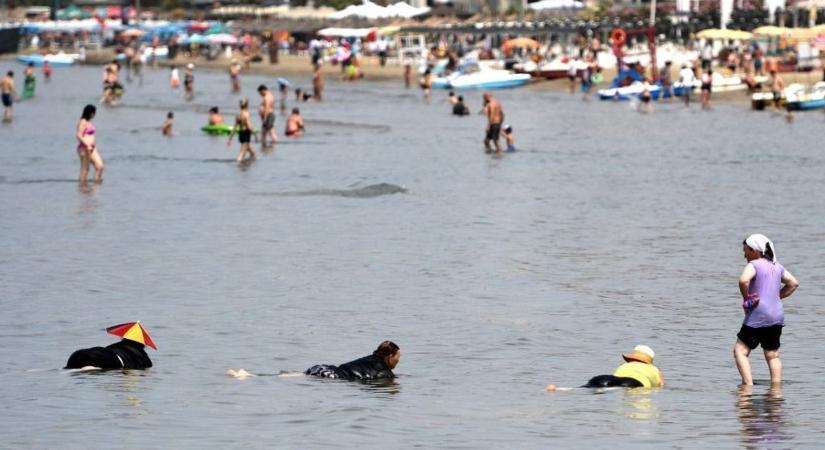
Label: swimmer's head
xmin=503 ymin=125 xmax=512 ymax=134
xmin=6 ymin=71 xmax=12 ymax=77
xmin=448 ymin=91 xmax=455 ymax=96
xmin=292 ymin=108 xmax=300 ymax=114
xmin=458 ymin=95 xmax=464 ymax=102
xmin=209 ymin=106 xmax=219 ymax=114
xmin=186 ymin=63 xmax=194 ymax=70
xmin=81 ymin=104 xmax=96 ymax=120
xmin=239 ymin=98 xmax=249 ymax=109
xmin=28 ymin=62 xmax=34 ymax=67
xmin=483 ymin=92 xmax=492 ymax=102
xmin=167 ymin=112 xmax=174 ymax=119
xmin=373 ymin=340 xmax=400 ymax=369
xmin=257 ymin=84 xmax=268 ymax=94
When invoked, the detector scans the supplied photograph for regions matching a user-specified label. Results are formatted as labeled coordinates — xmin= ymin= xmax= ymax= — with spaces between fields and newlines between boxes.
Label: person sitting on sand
xmin=581 ymin=345 xmax=663 ymax=388
xmin=208 ymin=106 xmax=224 ymax=126
xmin=306 ymin=341 xmax=400 ymax=381
xmin=285 ymin=108 xmax=304 ymax=138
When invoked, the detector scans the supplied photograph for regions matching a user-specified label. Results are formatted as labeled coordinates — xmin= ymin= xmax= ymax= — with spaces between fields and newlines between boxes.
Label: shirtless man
xmin=257 ymin=84 xmax=277 ymax=145
xmin=229 ymin=59 xmax=241 ymax=93
xmin=769 ymin=70 xmax=785 ymax=110
xmin=285 ymin=108 xmax=305 ymax=138
xmin=482 ymin=92 xmax=504 ymax=154
xmin=2 ymin=71 xmax=16 ymax=122
xmin=312 ymin=65 xmax=324 ymax=101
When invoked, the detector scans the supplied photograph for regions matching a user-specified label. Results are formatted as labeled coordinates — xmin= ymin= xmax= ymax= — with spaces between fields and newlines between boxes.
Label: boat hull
xmin=17 ymin=54 xmax=75 ymax=67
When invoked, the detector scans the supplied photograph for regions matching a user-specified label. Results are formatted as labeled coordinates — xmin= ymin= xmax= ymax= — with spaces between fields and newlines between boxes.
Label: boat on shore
xmin=597 ymin=81 xmax=662 ymax=100
xmin=513 ymin=58 xmax=584 ymax=79
xmin=785 ymin=82 xmax=825 ymax=111
xmin=432 ymin=62 xmax=530 ymax=90
xmin=17 ymin=53 xmax=77 ymax=67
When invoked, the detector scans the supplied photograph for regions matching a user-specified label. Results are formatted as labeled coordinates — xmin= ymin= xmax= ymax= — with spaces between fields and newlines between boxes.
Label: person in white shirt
xmin=679 ymin=64 xmax=696 ymax=106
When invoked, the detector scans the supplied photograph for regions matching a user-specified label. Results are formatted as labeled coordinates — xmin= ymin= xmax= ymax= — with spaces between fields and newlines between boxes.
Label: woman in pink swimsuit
xmin=76 ymin=104 xmax=104 ymax=183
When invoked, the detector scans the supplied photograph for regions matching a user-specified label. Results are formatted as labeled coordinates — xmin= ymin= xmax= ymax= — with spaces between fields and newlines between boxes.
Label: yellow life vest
xmin=613 ymin=361 xmax=663 ymax=388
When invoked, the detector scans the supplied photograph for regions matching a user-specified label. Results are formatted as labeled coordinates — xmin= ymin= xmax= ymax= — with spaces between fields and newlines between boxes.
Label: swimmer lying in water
xmin=546 ymin=345 xmax=663 ymax=392
xmin=65 ymin=339 xmax=152 ymax=370
xmin=227 ymin=340 xmax=400 ymax=381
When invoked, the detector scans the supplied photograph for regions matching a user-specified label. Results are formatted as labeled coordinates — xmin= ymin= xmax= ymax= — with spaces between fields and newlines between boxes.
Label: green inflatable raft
xmin=201 ymin=124 xmax=259 ymax=135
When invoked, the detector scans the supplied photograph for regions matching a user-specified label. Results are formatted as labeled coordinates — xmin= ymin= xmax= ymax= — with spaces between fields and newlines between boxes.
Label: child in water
xmin=503 ymin=125 xmax=515 ymax=152
xmin=169 ymin=66 xmax=180 ymax=89
xmin=162 ymin=112 xmax=173 ymax=136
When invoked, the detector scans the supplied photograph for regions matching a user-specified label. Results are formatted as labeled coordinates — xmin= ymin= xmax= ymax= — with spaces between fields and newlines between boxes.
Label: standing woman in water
xmin=735 ymin=234 xmax=799 ymax=385
xmin=226 ymin=98 xmax=257 ymax=163
xmin=76 ymin=104 xmax=104 ymax=183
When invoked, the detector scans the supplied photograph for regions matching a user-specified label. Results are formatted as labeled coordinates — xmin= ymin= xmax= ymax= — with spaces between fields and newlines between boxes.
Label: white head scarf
xmin=745 ymin=233 xmax=777 ymax=262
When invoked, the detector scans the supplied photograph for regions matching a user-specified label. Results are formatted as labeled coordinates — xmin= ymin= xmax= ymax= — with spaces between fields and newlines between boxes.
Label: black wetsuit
xmin=583 ymin=374 xmax=642 ymax=388
xmin=65 ymin=339 xmax=152 ymax=370
xmin=305 ymin=354 xmax=394 ymax=381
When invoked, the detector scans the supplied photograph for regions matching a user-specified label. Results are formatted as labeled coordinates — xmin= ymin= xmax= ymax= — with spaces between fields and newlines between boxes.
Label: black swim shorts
xmin=738 ymin=324 xmax=782 ymax=351
xmin=2 ymin=93 xmax=11 ymax=107
xmin=486 ymin=123 xmax=502 ymax=141
xmin=262 ymin=113 xmax=275 ymax=130
xmin=238 ymin=129 xmax=251 ymax=144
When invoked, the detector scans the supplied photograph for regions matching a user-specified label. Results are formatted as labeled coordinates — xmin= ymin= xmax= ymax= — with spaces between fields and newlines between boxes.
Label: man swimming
xmin=305 ymin=341 xmax=400 ymax=381
xmin=580 ymin=345 xmax=664 ymax=389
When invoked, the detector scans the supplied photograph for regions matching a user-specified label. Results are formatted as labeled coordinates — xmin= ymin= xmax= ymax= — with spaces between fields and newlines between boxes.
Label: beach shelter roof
xmin=696 ymin=28 xmax=753 ymax=40
xmin=752 ymin=25 xmax=825 ymax=40
xmin=317 ymin=27 xmax=375 ymax=38
xmin=528 ymin=0 xmax=584 ymax=10
xmin=328 ymin=0 xmax=429 ymax=20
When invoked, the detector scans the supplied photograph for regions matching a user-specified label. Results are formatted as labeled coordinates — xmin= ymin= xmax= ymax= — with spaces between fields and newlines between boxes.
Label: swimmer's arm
xmin=780 ymin=270 xmax=799 ymax=299
xmin=738 ymin=263 xmax=756 ymax=299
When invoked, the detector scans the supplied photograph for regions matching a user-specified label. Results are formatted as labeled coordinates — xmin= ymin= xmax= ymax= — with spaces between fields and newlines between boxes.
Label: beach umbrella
xmin=205 ymin=24 xmax=230 ymax=35
xmin=58 ymin=5 xmax=91 ymax=20
xmin=207 ymin=33 xmax=238 ymax=44
xmin=501 ymin=37 xmax=540 ymax=51
xmin=697 ymin=28 xmax=753 ymax=40
xmin=121 ymin=28 xmax=145 ymax=38
xmin=106 ymin=322 xmax=157 ymax=350
xmin=183 ymin=34 xmax=207 ymax=44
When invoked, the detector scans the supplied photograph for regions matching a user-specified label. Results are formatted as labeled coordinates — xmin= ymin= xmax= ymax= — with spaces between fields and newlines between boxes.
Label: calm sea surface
xmin=1 ymin=65 xmax=824 ymax=449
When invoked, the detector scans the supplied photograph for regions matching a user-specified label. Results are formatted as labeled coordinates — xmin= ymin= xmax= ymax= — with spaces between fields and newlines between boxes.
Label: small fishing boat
xmin=785 ymin=82 xmax=825 ymax=111
xmin=432 ymin=62 xmax=530 ymax=90
xmin=17 ymin=53 xmax=77 ymax=67
xmin=597 ymin=81 xmax=662 ymax=101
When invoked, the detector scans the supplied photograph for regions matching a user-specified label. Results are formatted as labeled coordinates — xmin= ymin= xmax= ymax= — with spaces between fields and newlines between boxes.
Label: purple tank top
xmin=743 ymin=258 xmax=785 ymax=328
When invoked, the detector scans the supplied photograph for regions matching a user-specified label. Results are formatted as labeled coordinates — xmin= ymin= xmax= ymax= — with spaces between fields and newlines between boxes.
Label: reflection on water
xmin=622 ymin=389 xmax=659 ymax=421
xmin=737 ymin=385 xmax=789 ymax=450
